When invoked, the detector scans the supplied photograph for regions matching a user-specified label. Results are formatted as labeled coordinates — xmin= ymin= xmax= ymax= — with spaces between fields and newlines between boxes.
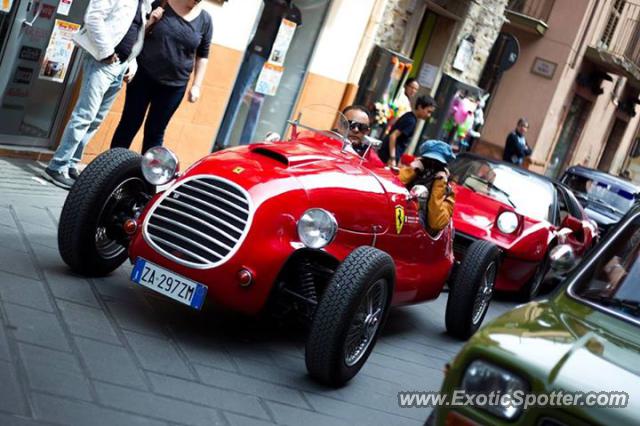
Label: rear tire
xmin=446 ymin=240 xmax=499 ymax=339
xmin=305 ymin=246 xmax=394 ymax=387
xmin=58 ymin=148 xmax=153 ymax=276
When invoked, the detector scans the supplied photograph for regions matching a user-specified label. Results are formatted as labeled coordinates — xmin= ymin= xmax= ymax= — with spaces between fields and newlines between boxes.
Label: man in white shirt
xmin=44 ymin=0 xmax=153 ymax=189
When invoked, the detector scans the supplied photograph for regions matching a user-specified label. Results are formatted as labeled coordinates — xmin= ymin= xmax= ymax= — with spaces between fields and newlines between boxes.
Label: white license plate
xmin=131 ymin=258 xmax=207 ymax=310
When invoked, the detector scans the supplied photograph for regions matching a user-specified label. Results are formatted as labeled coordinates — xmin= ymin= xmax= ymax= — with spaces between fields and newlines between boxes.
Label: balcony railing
xmin=593 ymin=2 xmax=640 ymax=81
xmin=506 ymin=0 xmax=555 ymax=23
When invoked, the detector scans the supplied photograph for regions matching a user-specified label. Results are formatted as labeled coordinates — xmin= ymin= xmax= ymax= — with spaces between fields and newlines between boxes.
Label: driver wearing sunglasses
xmin=342 ymin=105 xmax=384 ymax=167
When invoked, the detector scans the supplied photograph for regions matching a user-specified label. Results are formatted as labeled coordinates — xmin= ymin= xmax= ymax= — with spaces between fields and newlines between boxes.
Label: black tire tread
xmin=445 ymin=240 xmax=499 ymax=339
xmin=58 ymin=148 xmax=144 ymax=276
xmin=305 ymin=246 xmax=395 ymax=386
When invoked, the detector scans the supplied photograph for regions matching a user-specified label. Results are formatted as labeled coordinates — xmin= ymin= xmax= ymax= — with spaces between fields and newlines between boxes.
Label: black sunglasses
xmin=348 ymin=121 xmax=370 ymax=133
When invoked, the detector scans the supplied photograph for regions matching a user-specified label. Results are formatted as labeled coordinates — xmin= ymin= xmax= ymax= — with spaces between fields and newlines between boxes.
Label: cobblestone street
xmin=0 ymin=158 xmax=516 ymax=426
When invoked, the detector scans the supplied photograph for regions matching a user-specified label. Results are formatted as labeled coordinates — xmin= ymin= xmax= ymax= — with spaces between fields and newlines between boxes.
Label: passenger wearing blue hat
xmin=399 ymin=140 xmax=456 ymax=235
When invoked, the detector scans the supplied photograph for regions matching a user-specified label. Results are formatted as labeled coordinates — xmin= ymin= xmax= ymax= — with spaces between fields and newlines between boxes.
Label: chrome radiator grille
xmin=144 ymin=176 xmax=252 ymax=268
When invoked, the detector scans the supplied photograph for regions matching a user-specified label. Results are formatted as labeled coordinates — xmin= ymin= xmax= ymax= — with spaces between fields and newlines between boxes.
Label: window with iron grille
xmin=601 ymin=0 xmax=627 ymax=48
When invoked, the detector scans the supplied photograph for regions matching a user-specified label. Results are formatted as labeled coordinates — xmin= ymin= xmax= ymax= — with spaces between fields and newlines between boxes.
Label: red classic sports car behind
xmin=449 ymin=153 xmax=597 ymax=300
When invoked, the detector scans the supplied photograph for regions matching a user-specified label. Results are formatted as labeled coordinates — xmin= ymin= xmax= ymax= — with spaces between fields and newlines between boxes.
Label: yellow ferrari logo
xmin=233 ymin=167 xmax=245 ymax=174
xmin=395 ymin=205 xmax=406 ymax=234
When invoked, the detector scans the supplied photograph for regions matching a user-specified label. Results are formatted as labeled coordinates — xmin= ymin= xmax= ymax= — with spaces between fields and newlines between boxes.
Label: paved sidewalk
xmin=0 ymin=157 xmax=516 ymax=426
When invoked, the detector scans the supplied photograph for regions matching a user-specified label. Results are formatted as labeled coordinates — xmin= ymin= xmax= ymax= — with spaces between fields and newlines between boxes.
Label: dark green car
xmin=428 ymin=205 xmax=640 ymax=425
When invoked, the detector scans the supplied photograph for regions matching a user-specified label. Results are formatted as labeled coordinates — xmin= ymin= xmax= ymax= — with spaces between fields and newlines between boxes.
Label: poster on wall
xmin=418 ymin=63 xmax=438 ymax=88
xmin=1 ymin=0 xmax=13 ymax=13
xmin=255 ymin=63 xmax=284 ymax=97
xmin=268 ymin=18 xmax=297 ymax=66
xmin=255 ymin=18 xmax=297 ymax=96
xmin=452 ymin=36 xmax=475 ymax=72
xmin=38 ymin=19 xmax=80 ymax=83
xmin=57 ymin=0 xmax=73 ymax=16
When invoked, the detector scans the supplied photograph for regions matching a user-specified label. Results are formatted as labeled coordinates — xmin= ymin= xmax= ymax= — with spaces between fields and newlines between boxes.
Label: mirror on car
xmin=264 ymin=132 xmax=282 ymax=142
xmin=410 ymin=185 xmax=429 ymax=202
xmin=561 ymin=215 xmax=583 ymax=233
xmin=364 ymin=135 xmax=382 ymax=148
xmin=550 ymin=244 xmax=578 ymax=274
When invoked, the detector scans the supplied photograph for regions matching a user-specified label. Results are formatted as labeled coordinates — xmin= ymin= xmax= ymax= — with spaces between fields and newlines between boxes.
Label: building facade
xmin=0 ymin=0 xmax=395 ymax=165
xmin=0 ymin=0 xmax=509 ymax=166
xmin=479 ymin=0 xmax=640 ymax=183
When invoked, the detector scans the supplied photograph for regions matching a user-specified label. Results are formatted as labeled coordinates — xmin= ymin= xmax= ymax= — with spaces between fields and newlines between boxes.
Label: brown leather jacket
xmin=399 ymin=165 xmax=455 ymax=233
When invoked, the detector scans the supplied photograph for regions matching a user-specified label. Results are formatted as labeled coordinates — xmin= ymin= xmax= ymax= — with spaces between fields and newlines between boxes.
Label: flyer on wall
xmin=57 ymin=0 xmax=73 ymax=16
xmin=38 ymin=19 xmax=80 ymax=83
xmin=1 ymin=0 xmax=13 ymax=13
xmin=255 ymin=63 xmax=284 ymax=97
xmin=268 ymin=18 xmax=297 ymax=67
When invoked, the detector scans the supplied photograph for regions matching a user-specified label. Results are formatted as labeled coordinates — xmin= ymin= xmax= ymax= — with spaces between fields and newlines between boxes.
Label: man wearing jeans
xmin=44 ymin=0 xmax=152 ymax=189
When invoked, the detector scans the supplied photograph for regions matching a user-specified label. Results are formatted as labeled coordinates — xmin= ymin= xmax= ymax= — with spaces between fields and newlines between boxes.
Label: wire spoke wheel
xmin=94 ymin=177 xmax=147 ymax=260
xmin=344 ymin=279 xmax=387 ymax=367
xmin=471 ymin=261 xmax=497 ymax=325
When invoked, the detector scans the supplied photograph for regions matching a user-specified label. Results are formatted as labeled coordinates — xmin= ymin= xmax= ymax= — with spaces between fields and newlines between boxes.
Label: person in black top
xmin=110 ymin=0 xmax=213 ymax=153
xmin=503 ymin=118 xmax=532 ymax=166
xmin=379 ymin=95 xmax=437 ymax=167
xmin=214 ymin=0 xmax=302 ymax=149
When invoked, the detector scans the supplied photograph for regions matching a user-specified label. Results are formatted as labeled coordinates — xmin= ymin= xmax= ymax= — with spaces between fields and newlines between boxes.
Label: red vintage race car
xmin=57 ymin=110 xmax=499 ymax=386
xmin=448 ymin=153 xmax=597 ymax=301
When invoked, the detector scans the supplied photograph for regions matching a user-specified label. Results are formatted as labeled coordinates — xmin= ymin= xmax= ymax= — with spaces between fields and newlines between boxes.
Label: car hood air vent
xmin=249 ymin=143 xmax=335 ymax=168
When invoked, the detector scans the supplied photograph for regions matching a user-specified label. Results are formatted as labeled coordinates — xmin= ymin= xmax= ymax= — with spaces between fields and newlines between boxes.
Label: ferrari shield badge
xmin=233 ymin=167 xmax=245 ymax=174
xmin=395 ymin=205 xmax=406 ymax=234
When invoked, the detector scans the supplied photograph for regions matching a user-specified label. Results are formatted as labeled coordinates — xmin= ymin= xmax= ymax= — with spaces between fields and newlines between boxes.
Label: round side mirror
xmin=264 ymin=132 xmax=281 ymax=142
xmin=410 ymin=185 xmax=429 ymax=202
xmin=364 ymin=135 xmax=383 ymax=148
xmin=550 ymin=244 xmax=577 ymax=274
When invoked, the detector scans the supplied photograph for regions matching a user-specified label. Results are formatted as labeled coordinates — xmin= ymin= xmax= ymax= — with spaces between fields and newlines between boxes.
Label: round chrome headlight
xmin=297 ymin=208 xmax=338 ymax=249
xmin=496 ymin=211 xmax=519 ymax=234
xmin=141 ymin=147 xmax=179 ymax=185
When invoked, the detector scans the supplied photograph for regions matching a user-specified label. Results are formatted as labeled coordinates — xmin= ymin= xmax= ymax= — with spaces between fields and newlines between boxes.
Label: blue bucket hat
xmin=418 ymin=140 xmax=456 ymax=165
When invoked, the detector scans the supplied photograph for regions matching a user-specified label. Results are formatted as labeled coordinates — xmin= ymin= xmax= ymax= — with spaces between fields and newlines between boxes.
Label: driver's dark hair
xmin=342 ymin=105 xmax=371 ymax=122
xmin=405 ymin=77 xmax=418 ymax=87
xmin=416 ymin=95 xmax=436 ymax=110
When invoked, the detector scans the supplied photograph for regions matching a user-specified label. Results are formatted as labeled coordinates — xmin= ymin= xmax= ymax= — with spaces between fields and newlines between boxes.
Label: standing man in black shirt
xmin=379 ymin=95 xmax=437 ymax=167
xmin=503 ymin=118 xmax=532 ymax=166
xmin=214 ymin=0 xmax=302 ymax=150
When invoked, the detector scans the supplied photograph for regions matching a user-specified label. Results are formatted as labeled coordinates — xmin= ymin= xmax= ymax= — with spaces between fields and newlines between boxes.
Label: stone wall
xmin=373 ymin=0 xmax=416 ymax=53
xmin=442 ymin=0 xmax=509 ymax=85
xmin=372 ymin=0 xmax=508 ymax=86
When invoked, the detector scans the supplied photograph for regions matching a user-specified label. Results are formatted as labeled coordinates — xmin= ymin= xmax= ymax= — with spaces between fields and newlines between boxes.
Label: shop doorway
xmin=598 ymin=118 xmax=627 ymax=172
xmin=546 ymin=95 xmax=592 ymax=178
xmin=215 ymin=0 xmax=331 ymax=149
xmin=0 ymin=0 xmax=87 ymax=148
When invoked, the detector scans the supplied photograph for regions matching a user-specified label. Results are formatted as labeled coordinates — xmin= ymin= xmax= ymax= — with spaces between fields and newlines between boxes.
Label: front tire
xmin=446 ymin=240 xmax=499 ymax=339
xmin=517 ymin=253 xmax=551 ymax=302
xmin=305 ymin=246 xmax=394 ymax=387
xmin=58 ymin=148 xmax=153 ymax=276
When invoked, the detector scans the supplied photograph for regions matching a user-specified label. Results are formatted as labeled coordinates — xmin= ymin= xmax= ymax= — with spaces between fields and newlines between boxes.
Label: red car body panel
xmin=128 ymin=133 xmax=454 ymax=314
xmin=452 ymin=183 xmax=595 ymax=292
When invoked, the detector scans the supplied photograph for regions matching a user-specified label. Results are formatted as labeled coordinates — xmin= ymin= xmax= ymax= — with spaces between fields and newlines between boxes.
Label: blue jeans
xmin=48 ymin=55 xmax=128 ymax=173
xmin=215 ymin=51 xmax=266 ymax=148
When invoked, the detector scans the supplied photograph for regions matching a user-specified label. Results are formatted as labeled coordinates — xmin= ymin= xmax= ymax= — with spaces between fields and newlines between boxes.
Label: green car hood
xmin=464 ymin=294 xmax=640 ymax=423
